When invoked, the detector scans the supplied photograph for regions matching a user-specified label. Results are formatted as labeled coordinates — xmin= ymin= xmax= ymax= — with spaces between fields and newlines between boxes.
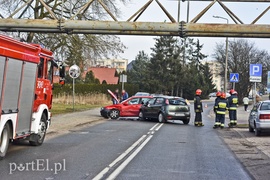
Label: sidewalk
xmin=208 ymin=105 xmax=250 ymax=126
xmin=47 ymin=108 xmax=105 ymax=137
xmin=235 ymin=105 xmax=250 ymax=126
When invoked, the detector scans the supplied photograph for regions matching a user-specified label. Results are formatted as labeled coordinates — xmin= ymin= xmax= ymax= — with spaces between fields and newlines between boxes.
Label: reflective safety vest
xmin=214 ymin=98 xmax=228 ymax=114
xmin=194 ymin=95 xmax=203 ymax=113
xmin=214 ymin=97 xmax=221 ymax=111
xmin=228 ymin=94 xmax=238 ymax=110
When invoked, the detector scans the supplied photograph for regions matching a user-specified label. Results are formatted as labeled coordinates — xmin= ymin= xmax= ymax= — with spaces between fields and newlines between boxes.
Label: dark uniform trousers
xmin=214 ymin=99 xmax=228 ymax=128
xmin=228 ymin=95 xmax=238 ymax=125
xmin=194 ymin=95 xmax=203 ymax=125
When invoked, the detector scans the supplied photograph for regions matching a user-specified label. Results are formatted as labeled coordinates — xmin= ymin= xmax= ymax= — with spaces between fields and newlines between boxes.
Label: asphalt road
xmin=0 ymin=103 xmax=252 ymax=180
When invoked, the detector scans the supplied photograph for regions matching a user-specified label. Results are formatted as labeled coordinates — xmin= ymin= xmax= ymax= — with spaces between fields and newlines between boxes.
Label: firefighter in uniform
xmin=228 ymin=89 xmax=238 ymax=127
xmin=213 ymin=92 xmax=228 ymax=129
xmin=213 ymin=92 xmax=222 ymax=127
xmin=194 ymin=89 xmax=204 ymax=126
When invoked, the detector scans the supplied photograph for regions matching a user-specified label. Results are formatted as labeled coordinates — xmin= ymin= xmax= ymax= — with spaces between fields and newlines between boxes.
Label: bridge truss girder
xmin=0 ymin=19 xmax=270 ymax=38
xmin=0 ymin=0 xmax=269 ymax=38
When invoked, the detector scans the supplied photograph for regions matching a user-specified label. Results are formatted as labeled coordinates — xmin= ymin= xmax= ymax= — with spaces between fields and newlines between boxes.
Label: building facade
xmin=88 ymin=58 xmax=128 ymax=73
xmin=204 ymin=60 xmax=224 ymax=91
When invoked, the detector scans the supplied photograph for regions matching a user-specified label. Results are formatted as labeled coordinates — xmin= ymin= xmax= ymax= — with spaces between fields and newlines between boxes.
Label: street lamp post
xmin=213 ymin=15 xmax=229 ymax=92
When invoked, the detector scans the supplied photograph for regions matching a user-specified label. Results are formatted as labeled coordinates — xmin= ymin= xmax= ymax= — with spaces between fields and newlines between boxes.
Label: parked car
xmin=139 ymin=96 xmax=190 ymax=124
xmin=208 ymin=92 xmax=216 ymax=98
xmin=248 ymin=100 xmax=270 ymax=136
xmin=134 ymin=92 xmax=150 ymax=96
xmin=100 ymin=96 xmax=152 ymax=119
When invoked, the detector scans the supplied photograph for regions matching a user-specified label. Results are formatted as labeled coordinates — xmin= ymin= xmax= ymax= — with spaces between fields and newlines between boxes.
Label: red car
xmin=100 ymin=96 xmax=153 ymax=119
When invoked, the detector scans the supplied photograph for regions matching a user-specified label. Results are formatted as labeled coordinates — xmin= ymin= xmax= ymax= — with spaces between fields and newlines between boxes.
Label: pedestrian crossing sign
xmin=230 ymin=73 xmax=239 ymax=83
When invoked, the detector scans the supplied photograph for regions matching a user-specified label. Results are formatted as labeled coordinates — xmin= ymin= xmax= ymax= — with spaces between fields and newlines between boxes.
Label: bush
xmin=53 ymin=83 xmax=139 ymax=97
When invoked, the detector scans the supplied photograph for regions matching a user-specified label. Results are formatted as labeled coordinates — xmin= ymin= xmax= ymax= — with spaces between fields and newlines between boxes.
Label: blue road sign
xmin=250 ymin=64 xmax=262 ymax=76
xmin=230 ymin=73 xmax=239 ymax=83
xmin=250 ymin=64 xmax=262 ymax=82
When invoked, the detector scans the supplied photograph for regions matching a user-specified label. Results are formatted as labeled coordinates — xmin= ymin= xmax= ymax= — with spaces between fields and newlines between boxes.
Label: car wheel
xmin=183 ymin=119 xmax=190 ymax=125
xmin=248 ymin=122 xmax=254 ymax=132
xmin=109 ymin=109 xmax=120 ymax=119
xmin=255 ymin=127 xmax=261 ymax=136
xmin=158 ymin=113 xmax=165 ymax=123
xmin=0 ymin=123 xmax=10 ymax=159
xmin=138 ymin=111 xmax=145 ymax=121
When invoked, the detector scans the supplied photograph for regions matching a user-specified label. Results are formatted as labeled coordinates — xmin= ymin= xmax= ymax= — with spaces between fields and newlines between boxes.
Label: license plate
xmin=175 ymin=113 xmax=184 ymax=116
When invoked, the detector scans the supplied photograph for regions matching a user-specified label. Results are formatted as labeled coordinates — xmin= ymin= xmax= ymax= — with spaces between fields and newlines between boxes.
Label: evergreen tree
xmin=202 ymin=63 xmax=216 ymax=98
xmin=127 ymin=37 xmax=214 ymax=99
xmin=84 ymin=70 xmax=100 ymax=84
xmin=148 ymin=36 xmax=181 ymax=94
xmin=127 ymin=51 xmax=150 ymax=91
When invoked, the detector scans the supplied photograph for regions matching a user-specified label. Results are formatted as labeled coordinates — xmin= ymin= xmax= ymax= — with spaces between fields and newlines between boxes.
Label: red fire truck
xmin=0 ymin=35 xmax=65 ymax=158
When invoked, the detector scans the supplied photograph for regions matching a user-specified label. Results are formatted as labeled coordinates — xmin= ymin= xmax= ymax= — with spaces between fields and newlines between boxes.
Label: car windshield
xmin=260 ymin=102 xmax=270 ymax=110
xmin=168 ymin=98 xmax=186 ymax=105
xmin=135 ymin=92 xmax=150 ymax=96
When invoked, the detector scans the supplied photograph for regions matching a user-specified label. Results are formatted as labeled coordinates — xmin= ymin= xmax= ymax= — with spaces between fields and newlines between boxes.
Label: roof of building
xmin=87 ymin=67 xmax=119 ymax=84
xmin=53 ymin=66 xmax=119 ymax=84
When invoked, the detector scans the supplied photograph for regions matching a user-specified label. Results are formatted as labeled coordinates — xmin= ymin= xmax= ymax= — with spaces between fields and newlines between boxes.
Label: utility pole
xmin=213 ymin=15 xmax=229 ymax=92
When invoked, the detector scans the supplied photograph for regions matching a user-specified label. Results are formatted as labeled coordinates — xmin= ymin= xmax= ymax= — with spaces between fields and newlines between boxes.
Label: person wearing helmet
xmin=215 ymin=92 xmax=221 ymax=104
xmin=194 ymin=89 xmax=204 ymax=126
xmin=213 ymin=92 xmax=222 ymax=127
xmin=213 ymin=92 xmax=228 ymax=129
xmin=228 ymin=89 xmax=238 ymax=127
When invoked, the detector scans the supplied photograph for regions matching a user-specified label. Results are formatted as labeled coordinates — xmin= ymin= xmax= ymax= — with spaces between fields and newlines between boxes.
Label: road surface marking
xmin=106 ymin=135 xmax=153 ymax=180
xmin=92 ymin=135 xmax=147 ymax=180
xmin=93 ymin=123 xmax=163 ymax=180
xmin=149 ymin=123 xmax=159 ymax=131
xmin=155 ymin=123 xmax=164 ymax=131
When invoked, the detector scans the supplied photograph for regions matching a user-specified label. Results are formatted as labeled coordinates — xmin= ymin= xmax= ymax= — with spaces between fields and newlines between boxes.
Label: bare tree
xmin=0 ymin=0 xmax=129 ymax=65
xmin=213 ymin=39 xmax=270 ymax=103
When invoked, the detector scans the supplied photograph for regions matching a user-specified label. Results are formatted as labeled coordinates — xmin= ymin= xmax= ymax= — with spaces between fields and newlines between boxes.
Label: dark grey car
xmin=139 ymin=96 xmax=190 ymax=124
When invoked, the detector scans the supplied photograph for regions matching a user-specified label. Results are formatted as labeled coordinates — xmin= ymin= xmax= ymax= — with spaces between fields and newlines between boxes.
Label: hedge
xmin=53 ymin=83 xmax=139 ymax=96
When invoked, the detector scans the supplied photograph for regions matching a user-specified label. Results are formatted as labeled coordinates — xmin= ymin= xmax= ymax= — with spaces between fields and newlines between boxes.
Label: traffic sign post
xmin=230 ymin=73 xmax=239 ymax=90
xmin=120 ymin=74 xmax=127 ymax=92
xmin=69 ymin=65 xmax=81 ymax=111
xmin=249 ymin=64 xmax=262 ymax=104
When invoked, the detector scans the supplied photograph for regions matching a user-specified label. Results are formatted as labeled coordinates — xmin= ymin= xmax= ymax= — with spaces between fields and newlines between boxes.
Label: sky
xmin=116 ymin=0 xmax=270 ymax=62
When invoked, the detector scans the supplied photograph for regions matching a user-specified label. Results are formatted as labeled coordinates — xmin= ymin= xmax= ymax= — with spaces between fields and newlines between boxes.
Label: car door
xmin=150 ymin=97 xmax=164 ymax=118
xmin=143 ymin=98 xmax=156 ymax=118
xmin=128 ymin=97 xmax=142 ymax=116
xmin=121 ymin=97 xmax=141 ymax=116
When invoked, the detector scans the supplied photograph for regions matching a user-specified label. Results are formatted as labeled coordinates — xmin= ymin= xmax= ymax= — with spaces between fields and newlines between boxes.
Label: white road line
xmin=155 ymin=123 xmax=164 ymax=131
xmin=149 ymin=123 xmax=159 ymax=131
xmin=92 ymin=135 xmax=147 ymax=180
xmin=106 ymin=135 xmax=153 ymax=180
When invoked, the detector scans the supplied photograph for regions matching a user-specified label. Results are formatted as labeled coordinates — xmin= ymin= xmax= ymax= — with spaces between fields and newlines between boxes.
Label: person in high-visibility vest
xmin=213 ymin=92 xmax=228 ymax=129
xmin=213 ymin=91 xmax=222 ymax=127
xmin=194 ymin=89 xmax=204 ymax=126
xmin=228 ymin=89 xmax=238 ymax=127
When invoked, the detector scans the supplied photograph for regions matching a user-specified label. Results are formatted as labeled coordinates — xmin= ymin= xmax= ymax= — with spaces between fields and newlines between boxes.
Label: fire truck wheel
xmin=0 ymin=123 xmax=10 ymax=159
xmin=29 ymin=113 xmax=47 ymax=146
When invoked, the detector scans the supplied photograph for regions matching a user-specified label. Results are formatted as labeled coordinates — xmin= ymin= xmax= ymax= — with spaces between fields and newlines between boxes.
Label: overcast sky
xmin=116 ymin=0 xmax=270 ymax=62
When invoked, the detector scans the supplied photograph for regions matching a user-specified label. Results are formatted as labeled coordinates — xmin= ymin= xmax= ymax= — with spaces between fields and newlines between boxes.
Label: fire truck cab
xmin=0 ymin=35 xmax=64 ymax=158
